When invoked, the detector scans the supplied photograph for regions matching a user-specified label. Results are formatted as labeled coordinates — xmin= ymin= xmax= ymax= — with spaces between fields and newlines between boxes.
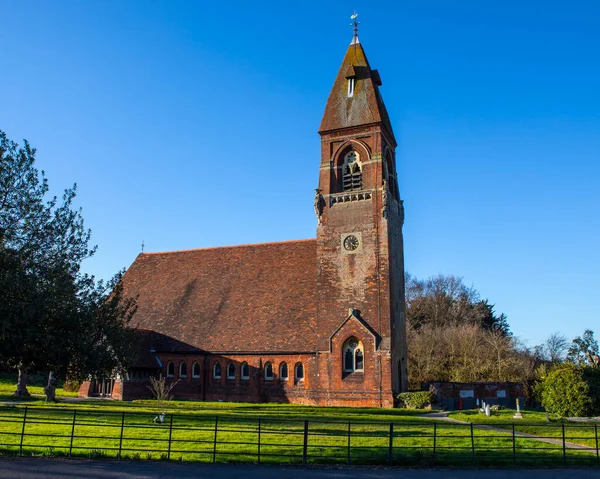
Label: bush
xmin=62 ymin=379 xmax=81 ymax=392
xmin=397 ymin=391 xmax=434 ymax=409
xmin=537 ymin=364 xmax=595 ymax=417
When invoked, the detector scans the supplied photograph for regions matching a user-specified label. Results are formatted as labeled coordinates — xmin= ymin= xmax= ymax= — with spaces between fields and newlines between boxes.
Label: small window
xmin=347 ymin=77 xmax=355 ymax=97
xmin=213 ymin=362 xmax=222 ymax=379
xmin=166 ymin=361 xmax=174 ymax=378
xmin=342 ymin=151 xmax=362 ymax=191
xmin=227 ymin=362 xmax=236 ymax=380
xmin=264 ymin=362 xmax=273 ymax=380
xmin=343 ymin=337 xmax=364 ymax=373
xmin=179 ymin=361 xmax=187 ymax=378
xmin=295 ymin=363 xmax=304 ymax=381
xmin=192 ymin=362 xmax=200 ymax=379
xmin=280 ymin=362 xmax=288 ymax=381
xmin=241 ymin=362 xmax=250 ymax=380
xmin=355 ymin=349 xmax=364 ymax=371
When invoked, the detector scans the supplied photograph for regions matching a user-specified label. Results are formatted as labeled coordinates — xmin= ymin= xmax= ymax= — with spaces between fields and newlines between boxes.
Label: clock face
xmin=343 ymin=235 xmax=360 ymax=251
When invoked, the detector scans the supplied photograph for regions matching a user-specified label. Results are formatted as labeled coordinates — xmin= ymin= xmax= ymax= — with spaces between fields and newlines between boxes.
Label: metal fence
xmin=0 ymin=406 xmax=598 ymax=466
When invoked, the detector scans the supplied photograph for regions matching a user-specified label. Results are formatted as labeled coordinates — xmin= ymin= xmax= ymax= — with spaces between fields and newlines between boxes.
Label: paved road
xmin=1 ymin=458 xmax=600 ymax=479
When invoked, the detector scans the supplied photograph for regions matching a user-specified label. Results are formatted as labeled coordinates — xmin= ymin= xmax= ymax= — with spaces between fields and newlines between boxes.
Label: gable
xmin=328 ymin=309 xmax=380 ymax=352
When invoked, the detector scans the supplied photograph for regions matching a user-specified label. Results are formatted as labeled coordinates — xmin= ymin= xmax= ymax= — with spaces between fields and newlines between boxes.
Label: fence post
xmin=562 ymin=423 xmax=567 ymax=465
xmin=68 ymin=410 xmax=77 ymax=457
xmin=213 ymin=415 xmax=219 ymax=463
xmin=19 ymin=407 xmax=28 ymax=456
xmin=470 ymin=423 xmax=475 ymax=463
xmin=347 ymin=422 xmax=351 ymax=465
xmin=595 ymin=424 xmax=599 ymax=463
xmin=302 ymin=420 xmax=309 ymax=465
xmin=167 ymin=414 xmax=174 ymax=460
xmin=387 ymin=422 xmax=394 ymax=465
xmin=257 ymin=417 xmax=261 ymax=465
xmin=118 ymin=411 xmax=125 ymax=459
xmin=432 ymin=422 xmax=437 ymax=465
xmin=512 ymin=423 xmax=516 ymax=464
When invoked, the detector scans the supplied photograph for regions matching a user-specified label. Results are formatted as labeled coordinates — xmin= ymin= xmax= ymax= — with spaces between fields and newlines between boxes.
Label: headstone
xmin=485 ymin=405 xmax=491 ymax=417
xmin=513 ymin=398 xmax=523 ymax=419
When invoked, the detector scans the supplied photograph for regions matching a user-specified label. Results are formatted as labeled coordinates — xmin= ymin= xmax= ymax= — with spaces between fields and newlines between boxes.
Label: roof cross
xmin=350 ymin=12 xmax=360 ymax=44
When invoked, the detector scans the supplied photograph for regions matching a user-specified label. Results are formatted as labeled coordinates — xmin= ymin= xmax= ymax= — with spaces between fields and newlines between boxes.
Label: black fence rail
xmin=0 ymin=406 xmax=598 ymax=466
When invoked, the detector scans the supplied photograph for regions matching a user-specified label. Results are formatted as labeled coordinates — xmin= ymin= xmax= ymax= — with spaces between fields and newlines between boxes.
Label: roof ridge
xmin=141 ymin=237 xmax=317 ymax=256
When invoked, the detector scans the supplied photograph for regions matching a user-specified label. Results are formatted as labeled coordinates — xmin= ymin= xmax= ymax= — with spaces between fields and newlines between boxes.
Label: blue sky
xmin=1 ymin=1 xmax=598 ymax=347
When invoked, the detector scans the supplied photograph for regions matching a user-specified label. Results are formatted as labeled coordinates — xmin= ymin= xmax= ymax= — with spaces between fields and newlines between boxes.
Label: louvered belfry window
xmin=342 ymin=151 xmax=362 ymax=191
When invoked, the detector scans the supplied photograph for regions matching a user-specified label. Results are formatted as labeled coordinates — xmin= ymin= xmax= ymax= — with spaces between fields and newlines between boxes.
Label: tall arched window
xmin=179 ymin=361 xmax=187 ymax=378
xmin=213 ymin=362 xmax=222 ymax=379
xmin=343 ymin=337 xmax=364 ymax=373
xmin=295 ymin=362 xmax=304 ymax=381
xmin=192 ymin=361 xmax=200 ymax=379
xmin=342 ymin=151 xmax=362 ymax=191
xmin=279 ymin=362 xmax=289 ymax=381
xmin=241 ymin=362 xmax=250 ymax=380
xmin=166 ymin=361 xmax=174 ymax=378
xmin=264 ymin=362 xmax=274 ymax=381
xmin=227 ymin=362 xmax=236 ymax=379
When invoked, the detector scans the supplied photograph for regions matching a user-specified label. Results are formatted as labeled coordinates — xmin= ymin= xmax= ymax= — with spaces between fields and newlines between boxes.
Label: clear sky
xmin=1 ymin=1 xmax=599 ymax=348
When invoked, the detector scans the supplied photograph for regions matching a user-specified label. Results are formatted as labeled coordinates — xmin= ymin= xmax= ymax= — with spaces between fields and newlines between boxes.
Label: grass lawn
xmin=0 ymin=401 xmax=596 ymax=467
xmin=0 ymin=372 xmax=597 ymax=467
xmin=449 ymin=409 xmax=600 ymax=449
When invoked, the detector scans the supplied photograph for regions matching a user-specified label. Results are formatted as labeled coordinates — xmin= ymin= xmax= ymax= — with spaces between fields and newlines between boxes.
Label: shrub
xmin=62 ymin=379 xmax=81 ymax=392
xmin=537 ymin=364 xmax=594 ymax=417
xmin=397 ymin=391 xmax=434 ymax=409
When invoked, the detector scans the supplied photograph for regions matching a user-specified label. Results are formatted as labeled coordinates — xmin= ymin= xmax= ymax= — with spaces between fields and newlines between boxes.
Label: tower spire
xmin=350 ymin=12 xmax=360 ymax=45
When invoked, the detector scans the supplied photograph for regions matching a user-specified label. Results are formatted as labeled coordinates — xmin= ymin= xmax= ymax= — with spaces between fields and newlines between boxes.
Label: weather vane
xmin=141 ymin=240 xmax=145 ymax=253
xmin=350 ymin=11 xmax=359 ymax=39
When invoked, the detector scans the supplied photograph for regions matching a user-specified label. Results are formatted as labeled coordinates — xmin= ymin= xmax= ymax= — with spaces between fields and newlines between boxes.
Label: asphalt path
xmin=1 ymin=459 xmax=600 ymax=479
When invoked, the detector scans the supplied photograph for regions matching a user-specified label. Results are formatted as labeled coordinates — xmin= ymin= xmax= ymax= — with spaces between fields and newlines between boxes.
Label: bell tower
xmin=314 ymin=24 xmax=408 ymax=406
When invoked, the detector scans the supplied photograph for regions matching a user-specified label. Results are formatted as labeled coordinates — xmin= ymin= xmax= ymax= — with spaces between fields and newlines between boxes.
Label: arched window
xmin=295 ymin=362 xmax=304 ymax=381
xmin=241 ymin=362 xmax=250 ymax=380
xmin=179 ymin=361 xmax=187 ymax=378
xmin=264 ymin=362 xmax=274 ymax=381
xmin=192 ymin=362 xmax=200 ymax=379
xmin=342 ymin=151 xmax=362 ymax=191
xmin=343 ymin=337 xmax=364 ymax=373
xmin=279 ymin=362 xmax=289 ymax=381
xmin=227 ymin=362 xmax=236 ymax=379
xmin=166 ymin=361 xmax=174 ymax=378
xmin=213 ymin=362 xmax=222 ymax=379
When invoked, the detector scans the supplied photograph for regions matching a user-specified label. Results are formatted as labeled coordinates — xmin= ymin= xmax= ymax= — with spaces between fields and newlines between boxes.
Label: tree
xmin=404 ymin=273 xmax=538 ymax=391
xmin=567 ymin=330 xmax=599 ymax=368
xmin=0 ymin=130 xmax=135 ymax=399
xmin=538 ymin=332 xmax=569 ymax=364
xmin=405 ymin=273 xmax=510 ymax=335
xmin=536 ymin=364 xmax=597 ymax=417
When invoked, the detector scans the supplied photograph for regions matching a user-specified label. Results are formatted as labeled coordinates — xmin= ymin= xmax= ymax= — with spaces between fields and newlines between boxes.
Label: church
xmin=80 ymin=26 xmax=408 ymax=408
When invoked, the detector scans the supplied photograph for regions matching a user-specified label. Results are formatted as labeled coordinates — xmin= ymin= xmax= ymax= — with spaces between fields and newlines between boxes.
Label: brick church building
xmin=80 ymin=29 xmax=408 ymax=408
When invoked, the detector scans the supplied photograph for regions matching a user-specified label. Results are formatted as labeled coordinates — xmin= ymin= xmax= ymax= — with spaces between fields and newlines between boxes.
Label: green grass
xmin=0 ymin=371 xmax=598 ymax=467
xmin=449 ymin=409 xmax=600 ymax=449
xmin=0 ymin=404 xmax=597 ymax=467
xmin=0 ymin=373 xmax=78 ymax=401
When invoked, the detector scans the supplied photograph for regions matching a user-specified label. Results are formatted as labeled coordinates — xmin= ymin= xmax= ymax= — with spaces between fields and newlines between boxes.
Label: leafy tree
xmin=536 ymin=364 xmax=596 ymax=417
xmin=0 ymin=130 xmax=135 ymax=399
xmin=567 ymin=330 xmax=599 ymax=368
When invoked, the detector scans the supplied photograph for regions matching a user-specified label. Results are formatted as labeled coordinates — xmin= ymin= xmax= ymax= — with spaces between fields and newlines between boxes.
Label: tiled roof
xmin=124 ymin=240 xmax=318 ymax=353
xmin=319 ymin=41 xmax=395 ymax=141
